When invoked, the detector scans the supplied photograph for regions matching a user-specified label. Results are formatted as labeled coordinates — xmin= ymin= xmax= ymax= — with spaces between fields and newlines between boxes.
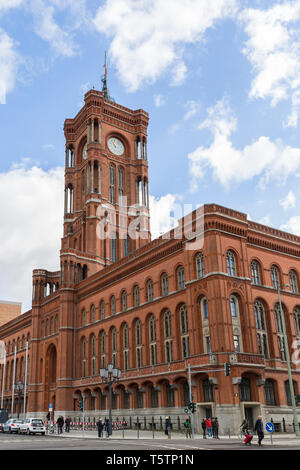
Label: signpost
xmin=265 ymin=422 xmax=274 ymax=445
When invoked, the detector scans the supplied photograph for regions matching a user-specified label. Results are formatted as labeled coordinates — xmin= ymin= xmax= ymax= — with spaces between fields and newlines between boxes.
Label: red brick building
xmin=1 ymin=88 xmax=300 ymax=434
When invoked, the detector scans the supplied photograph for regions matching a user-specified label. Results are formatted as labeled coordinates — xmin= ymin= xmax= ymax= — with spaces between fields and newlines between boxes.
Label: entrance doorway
xmin=244 ymin=407 xmax=254 ymax=431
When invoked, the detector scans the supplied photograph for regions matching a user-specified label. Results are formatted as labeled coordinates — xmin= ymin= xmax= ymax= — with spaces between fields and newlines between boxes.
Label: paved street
xmin=0 ymin=431 xmax=299 ymax=451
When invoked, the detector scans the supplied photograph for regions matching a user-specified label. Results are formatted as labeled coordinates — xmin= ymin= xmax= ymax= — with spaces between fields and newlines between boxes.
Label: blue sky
xmin=1 ymin=0 xmax=300 ymax=311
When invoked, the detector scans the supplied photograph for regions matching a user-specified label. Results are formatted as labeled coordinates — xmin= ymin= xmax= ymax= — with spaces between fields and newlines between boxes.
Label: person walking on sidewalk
xmin=206 ymin=417 xmax=213 ymax=438
xmin=184 ymin=417 xmax=192 ymax=438
xmin=165 ymin=417 xmax=171 ymax=439
xmin=201 ymin=419 xmax=207 ymax=438
xmin=57 ymin=416 xmax=64 ymax=434
xmin=213 ymin=417 xmax=219 ymax=439
xmin=97 ymin=418 xmax=104 ymax=438
xmin=254 ymin=416 xmax=264 ymax=446
xmin=65 ymin=416 xmax=71 ymax=433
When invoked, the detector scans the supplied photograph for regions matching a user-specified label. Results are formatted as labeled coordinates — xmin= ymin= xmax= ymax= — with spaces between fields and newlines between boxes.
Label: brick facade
xmin=0 ymin=89 xmax=300 ymax=435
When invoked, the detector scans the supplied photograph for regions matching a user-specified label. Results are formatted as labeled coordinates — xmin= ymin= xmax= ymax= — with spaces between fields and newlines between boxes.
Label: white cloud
xmin=0 ymin=0 xmax=24 ymax=10
xmin=0 ymin=28 xmax=20 ymax=104
xmin=184 ymin=100 xmax=201 ymax=121
xmin=188 ymin=97 xmax=300 ymax=191
xmin=149 ymin=193 xmax=182 ymax=239
xmin=240 ymin=1 xmax=300 ymax=127
xmin=154 ymin=94 xmax=166 ymax=108
xmin=280 ymin=190 xmax=296 ymax=210
xmin=0 ymin=162 xmax=64 ymax=312
xmin=93 ymin=0 xmax=237 ymax=91
xmin=280 ymin=215 xmax=300 ymax=235
xmin=29 ymin=0 xmax=81 ymax=57
xmin=258 ymin=214 xmax=271 ymax=226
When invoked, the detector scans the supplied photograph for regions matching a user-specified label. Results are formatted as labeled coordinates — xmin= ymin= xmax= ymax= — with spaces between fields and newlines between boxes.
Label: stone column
xmin=98 ymin=122 xmax=102 ymax=144
xmin=98 ymin=165 xmax=101 ymax=194
xmin=91 ymin=119 xmax=94 ymax=142
xmin=91 ymin=162 xmax=94 ymax=193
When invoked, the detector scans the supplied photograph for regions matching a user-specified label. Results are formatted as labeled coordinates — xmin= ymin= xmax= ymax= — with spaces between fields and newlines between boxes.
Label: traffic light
xmin=78 ymin=400 xmax=83 ymax=411
xmin=225 ymin=363 xmax=230 ymax=376
xmin=188 ymin=402 xmax=196 ymax=413
xmin=296 ymin=395 xmax=300 ymax=405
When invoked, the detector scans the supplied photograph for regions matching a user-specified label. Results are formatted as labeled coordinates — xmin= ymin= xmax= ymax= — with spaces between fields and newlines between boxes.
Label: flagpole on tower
xmin=102 ymin=51 xmax=110 ymax=100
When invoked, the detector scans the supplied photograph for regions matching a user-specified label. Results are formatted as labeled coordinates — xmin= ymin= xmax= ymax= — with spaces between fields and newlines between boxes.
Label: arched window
xmin=91 ymin=305 xmax=95 ymax=323
xmin=230 ymin=296 xmax=238 ymax=317
xmin=110 ymin=233 xmax=117 ymax=263
xmin=91 ymin=335 xmax=96 ymax=376
xmin=134 ymin=285 xmax=140 ymax=307
xmin=239 ymin=377 xmax=251 ymax=401
xmin=121 ymin=291 xmax=127 ymax=312
xmin=177 ymin=266 xmax=185 ymax=290
xmin=254 ymin=300 xmax=269 ymax=358
xmin=109 ymin=164 xmax=115 ymax=204
xmin=251 ymin=261 xmax=261 ymax=285
xmin=161 ymin=273 xmax=168 ymax=296
xmin=123 ymin=324 xmax=129 ymax=370
xmin=146 ymin=279 xmax=154 ymax=302
xmin=226 ymin=251 xmax=236 ymax=276
xmin=112 ymin=328 xmax=117 ymax=367
xmin=196 ymin=253 xmax=205 ymax=279
xmin=164 ymin=310 xmax=173 ymax=363
xmin=82 ymin=338 xmax=87 ymax=377
xmin=271 ymin=265 xmax=280 ymax=289
xmin=111 ymin=296 xmax=116 ymax=316
xmin=118 ymin=167 xmax=124 ymax=204
xmin=264 ymin=379 xmax=276 ymax=405
xmin=179 ymin=305 xmax=190 ymax=359
xmin=100 ymin=331 xmax=106 ymax=368
xmin=202 ymin=298 xmax=209 ymax=320
xmin=294 ymin=306 xmax=300 ymax=336
xmin=135 ymin=320 xmax=142 ymax=368
xmin=203 ymin=379 xmax=214 ymax=402
xmin=149 ymin=315 xmax=157 ymax=366
xmin=290 ymin=270 xmax=298 ymax=293
xmin=274 ymin=303 xmax=285 ymax=360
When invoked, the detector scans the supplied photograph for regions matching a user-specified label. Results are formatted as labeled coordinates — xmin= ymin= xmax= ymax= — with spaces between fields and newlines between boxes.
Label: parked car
xmin=18 ymin=418 xmax=45 ymax=435
xmin=2 ymin=419 xmax=24 ymax=433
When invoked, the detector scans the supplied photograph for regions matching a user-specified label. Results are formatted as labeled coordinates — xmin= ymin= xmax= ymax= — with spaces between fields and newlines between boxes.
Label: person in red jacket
xmin=206 ymin=418 xmax=213 ymax=438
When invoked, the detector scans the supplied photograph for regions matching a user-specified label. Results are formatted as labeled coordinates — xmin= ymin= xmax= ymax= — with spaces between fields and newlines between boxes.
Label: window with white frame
xmin=164 ymin=310 xmax=173 ymax=363
xmin=274 ymin=303 xmax=286 ymax=361
xmin=177 ymin=266 xmax=185 ymax=290
xmin=271 ymin=265 xmax=280 ymax=289
xmin=254 ymin=300 xmax=269 ymax=358
xmin=226 ymin=250 xmax=236 ymax=276
xmin=290 ymin=270 xmax=298 ymax=294
xmin=196 ymin=253 xmax=205 ymax=279
xmin=251 ymin=261 xmax=261 ymax=285
xmin=149 ymin=315 xmax=157 ymax=366
xmin=180 ymin=304 xmax=190 ymax=359
xmin=161 ymin=273 xmax=168 ymax=296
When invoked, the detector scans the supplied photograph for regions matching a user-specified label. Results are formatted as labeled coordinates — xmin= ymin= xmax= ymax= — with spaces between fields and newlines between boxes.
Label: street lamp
xmin=16 ymin=381 xmax=23 ymax=419
xmin=277 ymin=283 xmax=300 ymax=436
xmin=100 ymin=364 xmax=121 ymax=436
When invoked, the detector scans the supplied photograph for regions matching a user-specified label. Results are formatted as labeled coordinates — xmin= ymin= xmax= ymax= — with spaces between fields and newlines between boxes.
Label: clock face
xmin=107 ymin=137 xmax=124 ymax=156
xmin=82 ymin=143 xmax=87 ymax=160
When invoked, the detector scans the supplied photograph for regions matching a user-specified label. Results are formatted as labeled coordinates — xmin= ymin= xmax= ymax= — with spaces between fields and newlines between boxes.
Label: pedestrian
xmin=104 ymin=418 xmax=110 ymax=437
xmin=254 ymin=416 xmax=264 ymax=446
xmin=165 ymin=416 xmax=171 ymax=439
xmin=206 ymin=417 xmax=213 ymax=438
xmin=201 ymin=419 xmax=207 ymax=439
xmin=212 ymin=417 xmax=216 ymax=437
xmin=214 ymin=417 xmax=219 ymax=439
xmin=57 ymin=416 xmax=64 ymax=434
xmin=65 ymin=416 xmax=71 ymax=433
xmin=240 ymin=418 xmax=249 ymax=436
xmin=97 ymin=418 xmax=104 ymax=438
xmin=184 ymin=417 xmax=192 ymax=438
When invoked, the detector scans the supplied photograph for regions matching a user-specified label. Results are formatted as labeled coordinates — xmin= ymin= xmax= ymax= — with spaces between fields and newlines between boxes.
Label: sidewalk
xmin=48 ymin=429 xmax=300 ymax=444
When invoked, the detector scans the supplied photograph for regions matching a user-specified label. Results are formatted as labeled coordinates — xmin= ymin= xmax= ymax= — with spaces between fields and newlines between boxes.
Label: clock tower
xmin=60 ymin=86 xmax=150 ymax=286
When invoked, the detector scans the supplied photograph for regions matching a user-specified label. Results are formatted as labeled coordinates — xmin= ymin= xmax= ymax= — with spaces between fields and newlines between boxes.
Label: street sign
xmin=49 ymin=403 xmax=53 ymax=411
xmin=265 ymin=422 xmax=274 ymax=433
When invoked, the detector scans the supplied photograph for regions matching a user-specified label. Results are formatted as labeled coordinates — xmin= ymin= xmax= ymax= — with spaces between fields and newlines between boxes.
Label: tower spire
xmin=101 ymin=51 xmax=114 ymax=101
